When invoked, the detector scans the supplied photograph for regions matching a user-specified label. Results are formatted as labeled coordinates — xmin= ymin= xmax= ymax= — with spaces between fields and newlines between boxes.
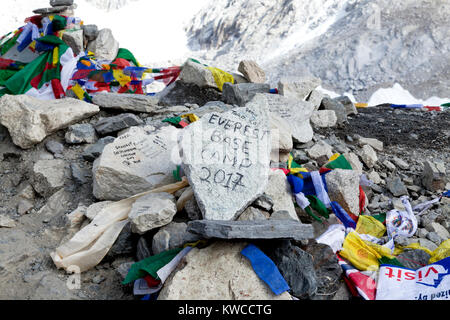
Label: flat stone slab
xmin=92 ymin=92 xmax=161 ymax=113
xmin=186 ymin=219 xmax=314 ymax=241
xmin=179 ymin=97 xmax=271 ymax=220
xmin=33 ymin=5 xmax=75 ymax=14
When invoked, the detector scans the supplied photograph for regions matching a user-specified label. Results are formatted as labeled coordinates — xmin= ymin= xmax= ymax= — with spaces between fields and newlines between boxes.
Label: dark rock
xmin=82 ymin=24 xmax=99 ymax=41
xmin=252 ymin=194 xmax=274 ymax=212
xmin=107 ymin=222 xmax=135 ymax=259
xmin=94 ymin=113 xmax=144 ymax=136
xmin=186 ymin=220 xmax=314 ymax=241
xmin=158 ymin=81 xmax=222 ymax=107
xmin=65 ymin=123 xmax=97 ymax=144
xmin=266 ymin=241 xmax=317 ymax=298
xmin=396 ymin=249 xmax=431 ymax=270
xmin=82 ymin=136 xmax=115 ymax=161
xmin=136 ymin=236 xmax=152 ymax=261
xmin=291 ymin=149 xmax=309 ymax=164
xmin=33 ymin=6 xmax=70 ymax=14
xmin=303 ymin=241 xmax=342 ymax=300
xmin=184 ymin=198 xmax=202 ymax=220
xmin=70 ymin=163 xmax=88 ymax=185
xmin=50 ymin=0 xmax=74 ymax=6
xmin=222 ymin=82 xmax=270 ymax=106
xmin=386 ymin=176 xmax=408 ymax=196
xmin=45 ymin=140 xmax=64 ymax=155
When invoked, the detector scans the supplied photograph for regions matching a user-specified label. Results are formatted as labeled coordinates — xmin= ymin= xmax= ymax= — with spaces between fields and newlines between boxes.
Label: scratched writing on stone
xmin=196 ymin=113 xmax=270 ymax=191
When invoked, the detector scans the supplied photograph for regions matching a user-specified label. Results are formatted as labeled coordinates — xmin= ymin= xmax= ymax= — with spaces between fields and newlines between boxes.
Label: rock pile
xmin=0 ymin=16 xmax=448 ymax=299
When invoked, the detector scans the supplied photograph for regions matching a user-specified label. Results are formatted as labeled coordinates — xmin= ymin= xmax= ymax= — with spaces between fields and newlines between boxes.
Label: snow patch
xmin=368 ymin=83 xmax=449 ymax=106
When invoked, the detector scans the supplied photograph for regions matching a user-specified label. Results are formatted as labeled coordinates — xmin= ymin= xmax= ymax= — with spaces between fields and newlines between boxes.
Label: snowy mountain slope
xmin=185 ymin=0 xmax=450 ymax=102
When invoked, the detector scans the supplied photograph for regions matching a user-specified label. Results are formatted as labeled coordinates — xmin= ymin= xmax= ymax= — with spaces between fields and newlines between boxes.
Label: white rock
xmin=85 ymin=201 xmax=114 ymax=220
xmin=360 ymin=144 xmax=378 ymax=168
xmin=93 ymin=126 xmax=181 ymax=200
xmin=325 ymin=169 xmax=361 ymax=217
xmin=278 ymin=77 xmax=321 ymax=101
xmin=238 ymin=60 xmax=266 ymax=83
xmin=306 ymin=141 xmax=333 ymax=160
xmin=383 ymin=160 xmax=396 ymax=171
xmin=86 ymin=28 xmax=119 ymax=61
xmin=0 ymin=95 xmax=99 ymax=149
xmin=392 ymin=157 xmax=409 ymax=170
xmin=368 ymin=171 xmax=381 ymax=184
xmin=307 ymin=89 xmax=324 ymax=111
xmin=37 ymin=189 xmax=72 ymax=219
xmin=358 ymin=137 xmax=383 ymax=151
xmin=270 ymin=113 xmax=293 ymax=158
xmin=66 ymin=205 xmax=87 ymax=229
xmin=15 ymin=183 xmax=36 ymax=215
xmin=264 ymin=170 xmax=299 ymax=221
xmin=310 ymin=110 xmax=337 ymax=128
xmin=158 ymin=241 xmax=292 ymax=300
xmin=343 ymin=152 xmax=363 ymax=173
xmin=0 ymin=215 xmax=16 ymax=228
xmin=128 ymin=192 xmax=177 ymax=235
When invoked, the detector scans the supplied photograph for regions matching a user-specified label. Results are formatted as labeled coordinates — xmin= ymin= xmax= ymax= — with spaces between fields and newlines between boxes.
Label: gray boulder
xmin=320 ymin=97 xmax=347 ymax=125
xmin=87 ymin=28 xmax=119 ymax=61
xmin=65 ymin=123 xmax=97 ymax=144
xmin=222 ymin=82 xmax=270 ymax=106
xmin=238 ymin=60 xmax=266 ymax=83
xmin=128 ymin=192 xmax=177 ymax=235
xmin=334 ymin=96 xmax=357 ymax=115
xmin=92 ymin=92 xmax=160 ymax=113
xmin=94 ymin=113 xmax=144 ymax=136
xmin=152 ymin=222 xmax=201 ymax=255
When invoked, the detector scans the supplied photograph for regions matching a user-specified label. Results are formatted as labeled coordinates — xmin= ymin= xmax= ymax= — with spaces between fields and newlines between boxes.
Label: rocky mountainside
xmin=185 ymin=0 xmax=450 ymax=102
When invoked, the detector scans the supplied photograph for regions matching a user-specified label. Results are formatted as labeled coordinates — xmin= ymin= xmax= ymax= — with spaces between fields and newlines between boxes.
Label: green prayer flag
xmin=123 ymin=248 xmax=183 ymax=285
xmin=372 ymin=212 xmax=387 ymax=224
xmin=325 ymin=154 xmax=353 ymax=170
xmin=116 ymin=48 xmax=140 ymax=67
xmin=378 ymin=256 xmax=405 ymax=268
xmin=0 ymin=31 xmax=21 ymax=56
xmin=306 ymin=195 xmax=329 ymax=219
xmin=304 ymin=206 xmax=322 ymax=223
xmin=52 ymin=15 xmax=67 ymax=31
